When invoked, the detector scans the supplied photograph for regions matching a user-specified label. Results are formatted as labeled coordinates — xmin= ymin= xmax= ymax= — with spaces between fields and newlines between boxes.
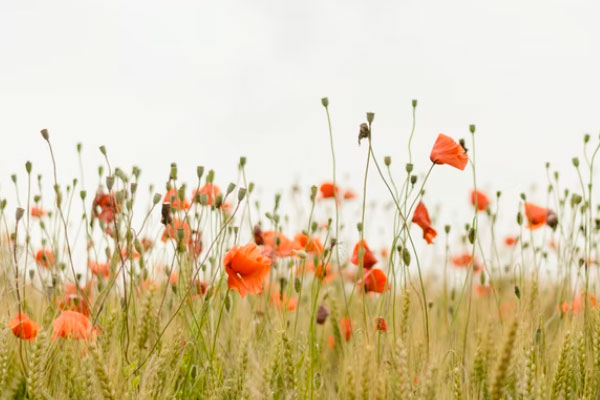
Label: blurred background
xmin=1 ymin=0 xmax=599 ymax=244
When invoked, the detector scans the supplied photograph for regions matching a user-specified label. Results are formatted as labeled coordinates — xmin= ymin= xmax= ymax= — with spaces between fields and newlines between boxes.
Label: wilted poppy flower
xmin=224 ymin=242 xmax=271 ymax=298
xmin=429 ymin=133 xmax=468 ymax=170
xmin=35 ymin=249 xmax=55 ymax=268
xmin=316 ymin=304 xmax=329 ymax=324
xmin=412 ymin=202 xmax=437 ymax=244
xmin=359 ymin=268 xmax=387 ymax=293
xmin=163 ymin=188 xmax=190 ymax=210
xmin=193 ymin=183 xmax=221 ymax=206
xmin=524 ymin=203 xmax=551 ymax=230
xmin=31 ymin=207 xmax=47 ymax=218
xmin=470 ymin=190 xmax=490 ymax=211
xmin=51 ymin=310 xmax=92 ymax=340
xmin=9 ymin=312 xmax=40 ymax=341
xmin=375 ymin=317 xmax=387 ymax=332
xmin=262 ymin=231 xmax=299 ymax=258
xmin=270 ymin=292 xmax=298 ymax=311
xmin=504 ymin=236 xmax=518 ymax=246
xmin=351 ymin=240 xmax=378 ymax=269
xmin=293 ymin=233 xmax=324 ymax=254
xmin=340 ymin=317 xmax=352 ymax=341
xmin=319 ymin=182 xmax=339 ymax=199
xmin=88 ymin=261 xmax=110 ymax=279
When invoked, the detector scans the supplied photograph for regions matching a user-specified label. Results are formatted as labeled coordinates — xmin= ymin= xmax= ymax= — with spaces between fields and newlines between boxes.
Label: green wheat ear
xmin=490 ymin=318 xmax=518 ymax=400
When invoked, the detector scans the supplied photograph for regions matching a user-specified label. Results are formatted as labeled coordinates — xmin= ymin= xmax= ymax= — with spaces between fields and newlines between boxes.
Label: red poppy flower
xmin=88 ymin=261 xmax=110 ymax=279
xmin=359 ymin=268 xmax=387 ymax=293
xmin=9 ymin=312 xmax=40 ymax=341
xmin=350 ymin=240 xmax=378 ymax=269
xmin=35 ymin=249 xmax=55 ymax=268
xmin=375 ymin=317 xmax=387 ymax=332
xmin=161 ymin=218 xmax=191 ymax=244
xmin=319 ymin=182 xmax=339 ymax=199
xmin=452 ymin=253 xmax=473 ymax=268
xmin=262 ymin=231 xmax=299 ymax=258
xmin=340 ymin=317 xmax=352 ymax=341
xmin=57 ymin=294 xmax=90 ymax=317
xmin=293 ymin=233 xmax=324 ymax=254
xmin=412 ymin=202 xmax=437 ymax=244
xmin=163 ymin=188 xmax=190 ymax=210
xmin=31 ymin=207 xmax=47 ymax=218
xmin=270 ymin=292 xmax=298 ymax=311
xmin=504 ymin=236 xmax=518 ymax=246
xmin=343 ymin=190 xmax=357 ymax=200
xmin=470 ymin=190 xmax=490 ymax=211
xmin=51 ymin=310 xmax=92 ymax=340
xmin=193 ymin=183 xmax=221 ymax=206
xmin=92 ymin=191 xmax=120 ymax=225
xmin=429 ymin=133 xmax=468 ymax=170
xmin=524 ymin=203 xmax=549 ymax=230
xmin=224 ymin=243 xmax=271 ymax=298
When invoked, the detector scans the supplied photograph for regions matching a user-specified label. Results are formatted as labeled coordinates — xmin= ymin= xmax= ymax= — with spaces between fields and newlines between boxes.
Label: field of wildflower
xmin=1 ymin=98 xmax=599 ymax=399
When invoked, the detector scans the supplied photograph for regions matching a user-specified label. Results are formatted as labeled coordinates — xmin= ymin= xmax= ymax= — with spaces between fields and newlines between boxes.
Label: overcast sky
xmin=1 ymin=0 xmax=599 ymax=241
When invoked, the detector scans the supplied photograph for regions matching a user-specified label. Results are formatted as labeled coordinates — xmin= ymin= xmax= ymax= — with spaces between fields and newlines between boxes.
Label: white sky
xmin=1 ymin=0 xmax=599 ymax=242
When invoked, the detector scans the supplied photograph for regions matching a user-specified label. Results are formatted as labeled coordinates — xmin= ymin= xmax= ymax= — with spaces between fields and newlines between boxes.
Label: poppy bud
xmin=357 ymin=222 xmax=363 ymax=232
xmin=546 ymin=209 xmax=558 ymax=230
xmin=411 ymin=99 xmax=418 ymax=108
xmin=316 ymin=304 xmax=329 ymax=324
xmin=321 ymin=97 xmax=329 ymax=107
xmin=358 ymin=123 xmax=370 ymax=144
xmin=310 ymin=186 xmax=318 ymax=201
xmin=224 ymin=293 xmax=231 ymax=312
xmin=40 ymin=129 xmax=49 ymax=140
xmin=514 ymin=285 xmax=521 ymax=299
xmin=572 ymin=157 xmax=580 ymax=168
xmin=384 ymin=156 xmax=391 ymax=166
xmin=468 ymin=228 xmax=475 ymax=244
xmin=410 ymin=176 xmax=417 ymax=185
xmin=402 ymin=248 xmax=411 ymax=266
xmin=294 ymin=277 xmax=301 ymax=293
xmin=406 ymin=163 xmax=413 ymax=173
xmin=206 ymin=170 xmax=215 ymax=183
xmin=496 ymin=191 xmax=501 ymax=198
xmin=469 ymin=124 xmax=476 ymax=134
xmin=248 ymin=182 xmax=255 ymax=193
xmin=239 ymin=157 xmax=247 ymax=167
xmin=10 ymin=175 xmax=16 ymax=184
xmin=99 ymin=145 xmax=107 ymax=156
xmin=238 ymin=188 xmax=247 ymax=202
xmin=25 ymin=161 xmax=32 ymax=174
xmin=517 ymin=211 xmax=523 ymax=225
xmin=571 ymin=194 xmax=582 ymax=207
xmin=214 ymin=194 xmax=223 ymax=209
xmin=170 ymin=163 xmax=178 ymax=180
xmin=106 ymin=176 xmax=115 ymax=191
xmin=584 ymin=133 xmax=590 ymax=143
xmin=226 ymin=183 xmax=236 ymax=196
xmin=0 ymin=200 xmax=6 ymax=211
xmin=366 ymin=112 xmax=375 ymax=124
xmin=520 ymin=193 xmax=526 ymax=201
xmin=444 ymin=225 xmax=451 ymax=234
xmin=15 ymin=207 xmax=24 ymax=221
xmin=311 ymin=221 xmax=318 ymax=233
xmin=130 ymin=182 xmax=137 ymax=194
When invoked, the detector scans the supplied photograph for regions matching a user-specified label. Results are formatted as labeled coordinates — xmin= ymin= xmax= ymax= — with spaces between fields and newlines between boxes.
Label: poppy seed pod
xmin=316 ymin=304 xmax=329 ymax=324
xmin=321 ymin=97 xmax=329 ymax=107
xmin=40 ymin=129 xmax=49 ymax=140
xmin=546 ymin=209 xmax=558 ymax=230
xmin=161 ymin=203 xmax=172 ymax=226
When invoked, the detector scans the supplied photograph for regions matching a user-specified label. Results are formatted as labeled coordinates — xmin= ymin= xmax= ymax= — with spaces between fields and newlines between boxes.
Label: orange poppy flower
xmin=51 ymin=310 xmax=92 ymax=340
xmin=293 ymin=233 xmax=324 ymax=254
xmin=572 ymin=292 xmax=598 ymax=313
xmin=163 ymin=188 xmax=190 ymax=210
xmin=9 ymin=312 xmax=40 ymax=341
xmin=470 ymin=190 xmax=490 ymax=211
xmin=558 ymin=301 xmax=570 ymax=314
xmin=351 ymin=240 xmax=378 ymax=269
xmin=375 ymin=317 xmax=387 ymax=332
xmin=121 ymin=247 xmax=141 ymax=260
xmin=319 ymin=182 xmax=339 ymax=199
xmin=88 ymin=261 xmax=110 ymax=279
xmin=412 ymin=202 xmax=437 ymax=244
xmin=193 ymin=183 xmax=221 ymax=206
xmin=262 ymin=231 xmax=299 ymax=258
xmin=303 ymin=259 xmax=336 ymax=283
xmin=31 ymin=207 xmax=47 ymax=218
xmin=270 ymin=292 xmax=298 ymax=311
xmin=524 ymin=203 xmax=548 ymax=230
xmin=340 ymin=317 xmax=352 ymax=341
xmin=474 ymin=284 xmax=492 ymax=297
xmin=161 ymin=218 xmax=191 ymax=244
xmin=504 ymin=236 xmax=518 ymax=246
xmin=169 ymin=271 xmax=179 ymax=285
xmin=359 ymin=268 xmax=387 ymax=293
xmin=429 ymin=133 xmax=468 ymax=170
xmin=92 ymin=191 xmax=120 ymax=224
xmin=327 ymin=335 xmax=335 ymax=349
xmin=35 ymin=249 xmax=55 ymax=268
xmin=224 ymin=242 xmax=271 ymax=298
xmin=452 ymin=253 xmax=473 ymax=268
